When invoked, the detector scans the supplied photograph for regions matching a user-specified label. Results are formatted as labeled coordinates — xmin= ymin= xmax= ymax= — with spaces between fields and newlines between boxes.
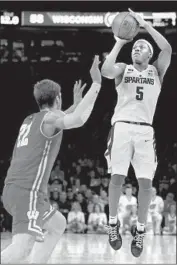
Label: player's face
xmin=125 ymin=187 xmax=132 ymax=196
xmin=131 ymin=41 xmax=151 ymax=64
xmin=95 ymin=205 xmax=100 ymax=213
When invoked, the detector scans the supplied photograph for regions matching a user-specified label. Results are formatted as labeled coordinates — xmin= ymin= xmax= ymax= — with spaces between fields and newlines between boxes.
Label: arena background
xmin=0 ymin=1 xmax=177 ymax=264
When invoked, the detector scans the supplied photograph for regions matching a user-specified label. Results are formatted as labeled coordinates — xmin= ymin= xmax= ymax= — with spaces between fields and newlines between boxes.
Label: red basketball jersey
xmin=5 ymin=110 xmax=63 ymax=193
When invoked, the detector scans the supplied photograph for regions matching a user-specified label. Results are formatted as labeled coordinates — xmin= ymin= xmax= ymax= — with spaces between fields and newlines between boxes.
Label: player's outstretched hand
xmin=90 ymin=55 xmax=101 ymax=84
xmin=73 ymin=80 xmax=87 ymax=105
xmin=128 ymin=8 xmax=147 ymax=28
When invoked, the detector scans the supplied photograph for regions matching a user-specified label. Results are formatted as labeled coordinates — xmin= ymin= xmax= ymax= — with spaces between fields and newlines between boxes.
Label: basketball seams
xmin=117 ymin=12 xmax=130 ymax=39
xmin=127 ymin=15 xmax=137 ymax=39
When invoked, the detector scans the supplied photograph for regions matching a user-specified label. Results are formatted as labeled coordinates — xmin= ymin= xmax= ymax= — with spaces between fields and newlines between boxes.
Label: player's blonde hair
xmin=134 ymin=39 xmax=154 ymax=57
xmin=33 ymin=79 xmax=61 ymax=109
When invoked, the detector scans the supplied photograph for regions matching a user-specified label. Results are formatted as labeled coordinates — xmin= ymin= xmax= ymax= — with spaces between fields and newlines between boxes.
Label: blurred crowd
xmin=0 ymin=141 xmax=176 ymax=236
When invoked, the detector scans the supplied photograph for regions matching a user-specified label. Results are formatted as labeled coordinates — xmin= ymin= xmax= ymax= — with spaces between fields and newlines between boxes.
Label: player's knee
xmin=110 ymin=174 xmax=125 ymax=186
xmin=53 ymin=214 xmax=66 ymax=235
xmin=46 ymin=211 xmax=66 ymax=236
xmin=138 ymin=178 xmax=152 ymax=190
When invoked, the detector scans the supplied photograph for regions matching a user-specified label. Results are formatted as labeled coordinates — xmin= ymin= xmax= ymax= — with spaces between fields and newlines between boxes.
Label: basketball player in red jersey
xmin=102 ymin=9 xmax=172 ymax=257
xmin=1 ymin=55 xmax=102 ymax=264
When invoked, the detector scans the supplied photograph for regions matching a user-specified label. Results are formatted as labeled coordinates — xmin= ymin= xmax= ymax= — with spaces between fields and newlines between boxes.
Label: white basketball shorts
xmin=104 ymin=122 xmax=157 ymax=180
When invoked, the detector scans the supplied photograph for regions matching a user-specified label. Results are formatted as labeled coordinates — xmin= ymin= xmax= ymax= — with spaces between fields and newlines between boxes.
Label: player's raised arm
xmin=129 ymin=8 xmax=172 ymax=82
xmin=55 ymin=55 xmax=101 ymax=129
xmin=64 ymin=80 xmax=87 ymax=114
xmin=101 ymin=37 xmax=128 ymax=79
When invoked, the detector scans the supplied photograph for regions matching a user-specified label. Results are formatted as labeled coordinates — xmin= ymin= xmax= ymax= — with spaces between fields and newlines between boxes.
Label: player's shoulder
xmin=44 ymin=110 xmax=66 ymax=124
xmin=23 ymin=113 xmax=36 ymax=124
xmin=120 ymin=194 xmax=126 ymax=201
xmin=148 ymin=64 xmax=159 ymax=76
xmin=132 ymin=196 xmax=137 ymax=202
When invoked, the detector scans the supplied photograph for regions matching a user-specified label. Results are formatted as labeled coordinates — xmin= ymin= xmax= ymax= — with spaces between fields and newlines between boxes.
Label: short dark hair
xmin=33 ymin=79 xmax=61 ymax=109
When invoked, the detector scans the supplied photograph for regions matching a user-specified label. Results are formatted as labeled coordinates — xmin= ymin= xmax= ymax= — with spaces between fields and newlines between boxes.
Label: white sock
xmin=137 ymin=221 xmax=145 ymax=232
xmin=109 ymin=215 xmax=118 ymax=225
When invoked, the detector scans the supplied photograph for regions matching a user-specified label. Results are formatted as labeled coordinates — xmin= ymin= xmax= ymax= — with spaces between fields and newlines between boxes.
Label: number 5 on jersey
xmin=136 ymin=86 xmax=144 ymax=101
xmin=17 ymin=123 xmax=32 ymax=148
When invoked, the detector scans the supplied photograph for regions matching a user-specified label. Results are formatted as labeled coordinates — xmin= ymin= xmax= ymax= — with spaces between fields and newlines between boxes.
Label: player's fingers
xmin=73 ymin=82 xmax=77 ymax=91
xmin=78 ymin=79 xmax=82 ymax=88
xmin=94 ymin=55 xmax=101 ymax=66
xmin=128 ymin=8 xmax=134 ymax=13
xmin=128 ymin=8 xmax=135 ymax=17
xmin=81 ymin=83 xmax=87 ymax=93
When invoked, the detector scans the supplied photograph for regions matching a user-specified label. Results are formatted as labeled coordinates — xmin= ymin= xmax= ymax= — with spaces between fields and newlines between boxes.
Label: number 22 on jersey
xmin=17 ymin=122 xmax=32 ymax=148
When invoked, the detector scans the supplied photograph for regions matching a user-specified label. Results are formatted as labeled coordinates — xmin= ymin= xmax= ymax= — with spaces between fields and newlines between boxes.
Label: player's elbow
xmin=76 ymin=116 xmax=85 ymax=127
xmin=101 ymin=65 xmax=114 ymax=79
xmin=71 ymin=115 xmax=85 ymax=128
xmin=164 ymin=43 xmax=172 ymax=54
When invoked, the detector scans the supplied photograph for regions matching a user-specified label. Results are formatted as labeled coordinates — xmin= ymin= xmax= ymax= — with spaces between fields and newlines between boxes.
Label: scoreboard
xmin=0 ymin=11 xmax=176 ymax=28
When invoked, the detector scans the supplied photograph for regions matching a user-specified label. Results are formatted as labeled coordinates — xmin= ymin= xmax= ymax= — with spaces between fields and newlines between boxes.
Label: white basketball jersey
xmin=149 ymin=196 xmax=164 ymax=213
xmin=118 ymin=195 xmax=137 ymax=213
xmin=111 ymin=64 xmax=161 ymax=125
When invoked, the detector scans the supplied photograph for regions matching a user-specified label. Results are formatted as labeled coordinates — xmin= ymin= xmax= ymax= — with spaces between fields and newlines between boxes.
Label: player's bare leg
xmin=28 ymin=211 xmax=66 ymax=264
xmin=106 ymin=174 xmax=125 ymax=250
xmin=131 ymin=178 xmax=152 ymax=257
xmin=1 ymin=233 xmax=35 ymax=264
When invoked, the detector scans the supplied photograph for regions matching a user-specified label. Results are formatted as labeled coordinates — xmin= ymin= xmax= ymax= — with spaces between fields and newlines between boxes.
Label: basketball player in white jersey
xmin=102 ymin=9 xmax=172 ymax=257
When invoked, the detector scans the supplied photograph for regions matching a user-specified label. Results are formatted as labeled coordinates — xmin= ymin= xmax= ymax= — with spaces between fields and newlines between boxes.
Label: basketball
xmin=112 ymin=12 xmax=140 ymax=40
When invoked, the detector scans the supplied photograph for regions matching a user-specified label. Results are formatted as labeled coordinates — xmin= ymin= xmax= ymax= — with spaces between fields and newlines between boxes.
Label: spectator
xmin=163 ymin=192 xmax=176 ymax=217
xmin=163 ymin=204 xmax=176 ymax=235
xmin=87 ymin=204 xmax=107 ymax=234
xmin=51 ymin=201 xmax=59 ymax=211
xmin=118 ymin=184 xmax=137 ymax=232
xmin=168 ymin=178 xmax=177 ymax=200
xmin=50 ymin=179 xmax=62 ymax=194
xmin=79 ymin=184 xmax=88 ymax=197
xmin=85 ymin=189 xmax=93 ymax=204
xmin=158 ymin=175 xmax=170 ymax=199
xmin=100 ymin=177 xmax=109 ymax=193
xmin=89 ymin=170 xmax=101 ymax=195
xmin=148 ymin=187 xmax=164 ymax=235
xmin=99 ymin=190 xmax=108 ymax=211
xmin=86 ymin=203 xmax=94 ymax=224
xmin=58 ymin=191 xmax=70 ymax=220
xmin=67 ymin=202 xmax=86 ymax=233
xmin=76 ymin=193 xmax=88 ymax=221
xmin=67 ymin=188 xmax=75 ymax=208
xmin=91 ymin=194 xmax=104 ymax=211
xmin=167 ymin=164 xmax=176 ymax=179
xmin=50 ymin=190 xmax=60 ymax=204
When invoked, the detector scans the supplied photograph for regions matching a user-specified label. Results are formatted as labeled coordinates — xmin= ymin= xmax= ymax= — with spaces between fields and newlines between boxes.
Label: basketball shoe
xmin=131 ymin=225 xmax=145 ymax=257
xmin=105 ymin=220 xmax=122 ymax=250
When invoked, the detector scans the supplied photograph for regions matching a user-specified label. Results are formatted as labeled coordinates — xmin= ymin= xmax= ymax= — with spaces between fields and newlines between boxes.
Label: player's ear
xmin=148 ymin=53 xmax=152 ymax=60
xmin=56 ymin=95 xmax=60 ymax=105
